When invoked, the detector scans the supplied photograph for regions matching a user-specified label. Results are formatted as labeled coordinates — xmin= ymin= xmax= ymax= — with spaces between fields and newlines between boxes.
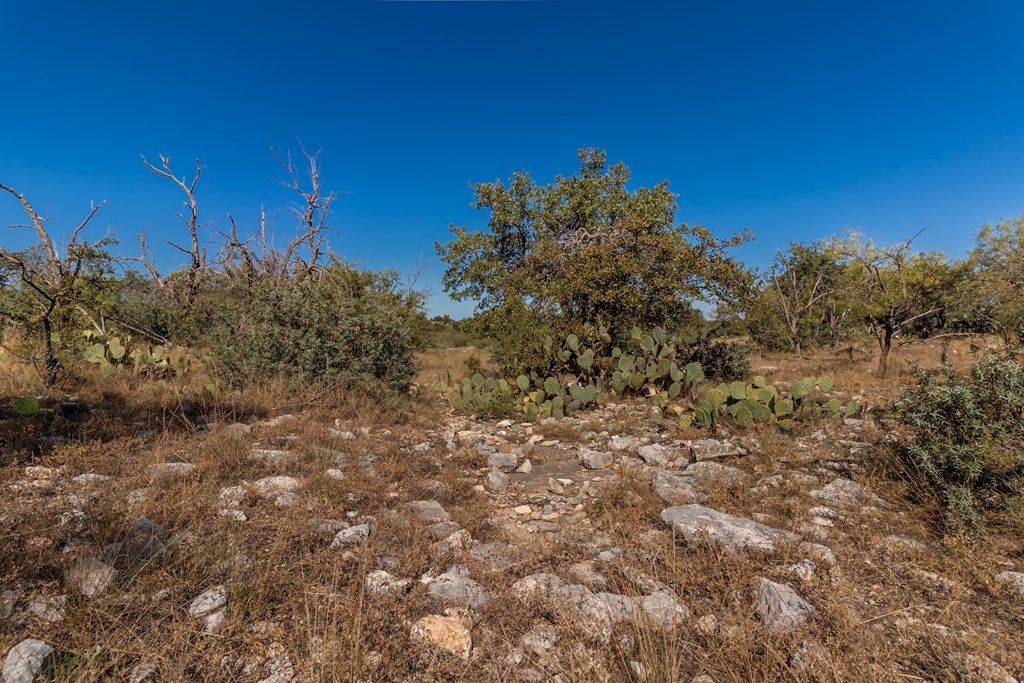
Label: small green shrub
xmin=897 ymin=352 xmax=1024 ymax=536
xmin=676 ymin=336 xmax=751 ymax=381
xmin=203 ymin=273 xmax=417 ymax=392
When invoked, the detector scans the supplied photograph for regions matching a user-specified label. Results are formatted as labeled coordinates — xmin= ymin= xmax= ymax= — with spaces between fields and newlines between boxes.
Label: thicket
xmin=0 ymin=147 xmax=422 ymax=394
xmin=897 ymin=352 xmax=1024 ymax=536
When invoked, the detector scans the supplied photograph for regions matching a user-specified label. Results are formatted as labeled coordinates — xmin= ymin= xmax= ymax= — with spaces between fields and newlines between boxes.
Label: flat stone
xmin=410 ymin=615 xmax=471 ymax=661
xmin=484 ymin=471 xmax=510 ymax=492
xmin=638 ymin=444 xmax=669 ymax=466
xmin=661 ymin=505 xmax=796 ymax=552
xmin=72 ymin=473 xmax=110 ymax=486
xmin=994 ymin=571 xmax=1024 ymax=598
xmin=64 ymin=556 xmax=117 ymax=598
xmin=516 ymin=459 xmax=533 ymax=474
xmin=204 ymin=609 xmax=226 ymax=634
xmin=2 ymin=639 xmax=54 ymax=683
xmin=1 ymin=590 xmax=17 ymax=619
xmin=652 ymin=470 xmax=704 ymax=505
xmin=752 ymin=578 xmax=818 ymax=632
xmin=365 ymin=570 xmax=411 ymax=596
xmin=405 ymin=500 xmax=451 ymax=523
xmin=189 ymin=586 xmax=227 ymax=617
xmin=610 ymin=435 xmax=641 ymax=451
xmin=808 ymin=478 xmax=882 ymax=508
xmin=579 ymin=448 xmax=612 ymax=470
xmin=331 ymin=524 xmax=370 ymax=548
xmin=469 ymin=543 xmax=520 ymax=572
xmin=488 ymin=452 xmax=518 ymax=472
xmin=221 ymin=422 xmax=252 ymax=436
xmin=512 ymin=573 xmax=614 ymax=644
xmin=690 ymin=438 xmax=744 ymax=462
xmin=426 ymin=565 xmax=488 ymax=608
xmin=25 ymin=596 xmax=65 ymax=624
xmin=251 ymin=476 xmax=301 ymax=498
xmin=127 ymin=662 xmax=159 ymax=683
xmin=249 ymin=449 xmax=294 ymax=464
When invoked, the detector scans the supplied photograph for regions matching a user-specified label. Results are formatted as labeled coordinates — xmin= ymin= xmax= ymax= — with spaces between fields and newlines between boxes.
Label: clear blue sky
xmin=2 ymin=0 xmax=1022 ymax=318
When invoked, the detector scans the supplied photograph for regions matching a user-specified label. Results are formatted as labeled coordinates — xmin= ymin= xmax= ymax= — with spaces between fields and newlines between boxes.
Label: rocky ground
xmin=1 ymin=397 xmax=1023 ymax=682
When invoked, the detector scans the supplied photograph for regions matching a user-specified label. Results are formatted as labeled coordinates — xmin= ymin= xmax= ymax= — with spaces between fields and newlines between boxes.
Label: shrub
xmin=897 ymin=352 xmax=1024 ymax=536
xmin=202 ymin=273 xmax=417 ymax=392
xmin=676 ymin=336 xmax=751 ymax=381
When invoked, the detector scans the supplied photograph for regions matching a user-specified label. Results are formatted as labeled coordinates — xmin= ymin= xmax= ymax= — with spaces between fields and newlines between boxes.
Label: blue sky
xmin=2 ymin=0 xmax=1022 ymax=318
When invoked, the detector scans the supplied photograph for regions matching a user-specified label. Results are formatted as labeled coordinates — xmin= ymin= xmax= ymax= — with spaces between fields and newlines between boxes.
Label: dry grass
xmin=2 ymin=339 xmax=1023 ymax=681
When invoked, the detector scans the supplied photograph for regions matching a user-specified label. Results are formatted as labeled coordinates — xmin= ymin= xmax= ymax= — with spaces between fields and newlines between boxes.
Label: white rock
xmin=2 ymin=639 xmax=54 ymax=683
xmin=331 ymin=524 xmax=370 ymax=548
xmin=579 ymin=448 xmax=612 ymax=470
xmin=426 ymin=565 xmax=488 ymax=608
xmin=204 ymin=608 xmax=226 ymax=634
xmin=661 ymin=505 xmax=795 ymax=552
xmin=484 ymin=471 xmax=510 ymax=492
xmin=145 ymin=462 xmax=197 ymax=481
xmin=995 ymin=571 xmax=1024 ymax=598
xmin=189 ymin=586 xmax=227 ymax=617
xmin=638 ymin=444 xmax=669 ymax=466
xmin=72 ymin=473 xmax=110 ymax=486
xmin=365 ymin=570 xmax=411 ymax=596
xmin=251 ymin=477 xmax=301 ymax=498
xmin=752 ymin=578 xmax=818 ymax=631
xmin=64 ymin=556 xmax=116 ymax=598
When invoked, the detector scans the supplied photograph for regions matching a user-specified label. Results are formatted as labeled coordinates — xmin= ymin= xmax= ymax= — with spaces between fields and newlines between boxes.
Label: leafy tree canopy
xmin=436 ymin=149 xmax=753 ymax=338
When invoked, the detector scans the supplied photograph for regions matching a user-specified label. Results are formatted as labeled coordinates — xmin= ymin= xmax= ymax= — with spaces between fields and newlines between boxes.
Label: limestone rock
xmin=189 ymin=586 xmax=227 ymax=618
xmin=513 ymin=573 xmax=613 ymax=644
xmin=488 ymin=452 xmax=518 ymax=472
xmin=410 ymin=615 xmax=471 ymax=661
xmin=752 ymin=578 xmax=818 ymax=632
xmin=809 ymin=478 xmax=882 ymax=508
xmin=331 ymin=524 xmax=370 ymax=548
xmin=484 ymin=471 xmax=510 ymax=492
xmin=638 ymin=444 xmax=669 ymax=466
xmin=64 ymin=556 xmax=117 ymax=598
xmin=690 ymin=438 xmax=744 ymax=462
xmin=405 ymin=500 xmax=450 ymax=523
xmin=2 ymin=639 xmax=54 ymax=683
xmin=994 ymin=571 xmax=1024 ymax=599
xmin=947 ymin=652 xmax=1018 ymax=683
xmin=365 ymin=570 xmax=411 ymax=596
xmin=426 ymin=565 xmax=488 ymax=608
xmin=662 ymin=505 xmax=796 ymax=552
xmin=652 ymin=470 xmax=704 ymax=505
xmin=579 ymin=448 xmax=612 ymax=470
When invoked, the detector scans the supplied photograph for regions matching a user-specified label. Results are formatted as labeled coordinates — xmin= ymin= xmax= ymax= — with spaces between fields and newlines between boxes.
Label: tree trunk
xmin=41 ymin=313 xmax=59 ymax=388
xmin=877 ymin=325 xmax=893 ymax=376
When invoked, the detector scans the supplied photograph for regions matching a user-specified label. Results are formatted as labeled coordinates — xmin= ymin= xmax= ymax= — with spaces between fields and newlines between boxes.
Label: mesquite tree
xmin=0 ymin=184 xmax=112 ymax=387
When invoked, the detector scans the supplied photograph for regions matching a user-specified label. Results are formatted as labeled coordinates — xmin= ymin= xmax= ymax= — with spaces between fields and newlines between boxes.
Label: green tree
xmin=436 ymin=149 xmax=752 ymax=344
xmin=1 ymin=184 xmax=114 ymax=387
xmin=837 ymin=233 xmax=958 ymax=376
xmin=970 ymin=213 xmax=1024 ymax=342
xmin=763 ymin=241 xmax=851 ymax=354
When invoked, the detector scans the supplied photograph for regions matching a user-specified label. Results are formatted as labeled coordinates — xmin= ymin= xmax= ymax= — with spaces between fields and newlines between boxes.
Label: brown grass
xmin=2 ymin=339 xmax=1023 ymax=681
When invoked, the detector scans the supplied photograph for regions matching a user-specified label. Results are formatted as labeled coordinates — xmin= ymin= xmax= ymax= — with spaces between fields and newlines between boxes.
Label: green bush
xmin=202 ymin=272 xmax=417 ymax=392
xmin=897 ymin=352 xmax=1024 ymax=536
xmin=676 ymin=336 xmax=751 ymax=381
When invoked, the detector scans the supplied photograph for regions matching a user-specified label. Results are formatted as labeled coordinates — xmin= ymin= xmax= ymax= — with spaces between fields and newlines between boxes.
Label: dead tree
xmin=271 ymin=142 xmax=337 ymax=278
xmin=0 ymin=183 xmax=108 ymax=387
xmin=140 ymin=155 xmax=207 ymax=307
